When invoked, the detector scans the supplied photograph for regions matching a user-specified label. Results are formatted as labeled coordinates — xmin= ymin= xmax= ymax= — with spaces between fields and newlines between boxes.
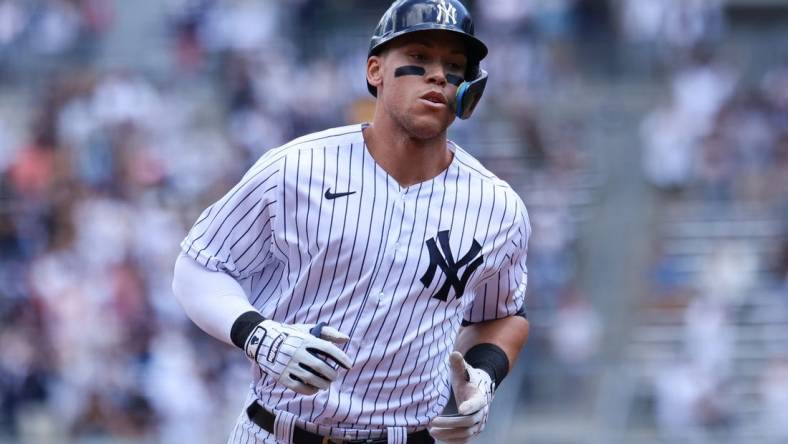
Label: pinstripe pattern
xmin=274 ymin=411 xmax=297 ymax=443
xmin=183 ymin=124 xmax=531 ymax=441
xmin=388 ymin=426 xmax=407 ymax=443
xmin=228 ymin=392 xmax=278 ymax=443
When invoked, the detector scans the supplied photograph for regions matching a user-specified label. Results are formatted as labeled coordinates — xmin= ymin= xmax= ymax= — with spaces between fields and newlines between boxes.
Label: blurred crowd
xmin=0 ymin=0 xmax=111 ymax=64
xmin=642 ymin=54 xmax=788 ymax=205
xmin=619 ymin=0 xmax=725 ymax=60
xmin=638 ymin=1 xmax=788 ymax=439
xmin=0 ymin=0 xmax=607 ymax=441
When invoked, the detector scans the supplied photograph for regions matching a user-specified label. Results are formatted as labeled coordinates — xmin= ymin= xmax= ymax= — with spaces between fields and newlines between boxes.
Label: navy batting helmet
xmin=367 ymin=0 xmax=489 ymax=119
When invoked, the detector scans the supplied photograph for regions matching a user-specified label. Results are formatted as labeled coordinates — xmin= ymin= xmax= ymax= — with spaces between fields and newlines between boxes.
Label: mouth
xmin=420 ymin=91 xmax=447 ymax=106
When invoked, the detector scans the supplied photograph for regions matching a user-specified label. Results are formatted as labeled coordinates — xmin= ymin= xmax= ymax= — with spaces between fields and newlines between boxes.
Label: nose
xmin=425 ymin=63 xmax=448 ymax=87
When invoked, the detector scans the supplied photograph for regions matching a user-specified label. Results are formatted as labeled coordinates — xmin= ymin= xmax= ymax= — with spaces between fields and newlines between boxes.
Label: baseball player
xmin=171 ymin=1 xmax=531 ymax=443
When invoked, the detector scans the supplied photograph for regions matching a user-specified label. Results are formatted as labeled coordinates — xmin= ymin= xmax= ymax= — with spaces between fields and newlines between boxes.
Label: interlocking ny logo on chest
xmin=420 ymin=230 xmax=484 ymax=301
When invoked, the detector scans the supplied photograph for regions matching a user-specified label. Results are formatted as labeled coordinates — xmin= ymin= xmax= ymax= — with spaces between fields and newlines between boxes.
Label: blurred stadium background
xmin=0 ymin=0 xmax=787 ymax=443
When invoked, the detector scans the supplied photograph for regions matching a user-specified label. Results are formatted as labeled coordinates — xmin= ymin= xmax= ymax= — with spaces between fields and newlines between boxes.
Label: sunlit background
xmin=0 ymin=0 xmax=787 ymax=443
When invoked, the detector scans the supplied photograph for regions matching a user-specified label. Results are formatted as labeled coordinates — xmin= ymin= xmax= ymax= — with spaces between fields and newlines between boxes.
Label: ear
xmin=367 ymin=56 xmax=384 ymax=92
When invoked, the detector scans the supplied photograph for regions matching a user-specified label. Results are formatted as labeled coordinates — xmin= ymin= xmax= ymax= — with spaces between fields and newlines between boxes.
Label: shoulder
xmin=280 ymin=124 xmax=364 ymax=154
xmin=451 ymin=141 xmax=531 ymax=236
xmin=248 ymin=124 xmax=364 ymax=173
xmin=451 ymin=141 xmax=505 ymax=187
xmin=451 ymin=142 xmax=526 ymax=205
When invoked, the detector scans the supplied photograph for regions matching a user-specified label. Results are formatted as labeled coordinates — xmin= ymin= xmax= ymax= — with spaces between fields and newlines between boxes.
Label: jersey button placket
xmin=395 ymin=189 xmax=412 ymax=264
xmin=392 ymin=241 xmax=406 ymax=262
xmin=390 ymin=188 xmax=408 ymax=262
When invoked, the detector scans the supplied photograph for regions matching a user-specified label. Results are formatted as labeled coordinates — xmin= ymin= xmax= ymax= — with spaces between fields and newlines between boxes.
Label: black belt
xmin=246 ymin=402 xmax=435 ymax=444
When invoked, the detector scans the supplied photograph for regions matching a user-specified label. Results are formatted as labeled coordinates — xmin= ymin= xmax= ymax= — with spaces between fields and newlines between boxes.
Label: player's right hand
xmin=243 ymin=320 xmax=352 ymax=395
xmin=428 ymin=352 xmax=494 ymax=443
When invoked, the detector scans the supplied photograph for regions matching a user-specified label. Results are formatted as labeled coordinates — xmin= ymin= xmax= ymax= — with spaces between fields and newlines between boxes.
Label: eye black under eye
xmin=446 ymin=74 xmax=464 ymax=86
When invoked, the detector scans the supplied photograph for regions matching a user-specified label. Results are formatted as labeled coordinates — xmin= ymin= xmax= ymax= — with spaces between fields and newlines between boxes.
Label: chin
xmin=403 ymin=113 xmax=454 ymax=140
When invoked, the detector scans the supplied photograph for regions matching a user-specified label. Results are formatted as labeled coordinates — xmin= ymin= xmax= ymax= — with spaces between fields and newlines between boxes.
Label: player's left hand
xmin=428 ymin=351 xmax=494 ymax=443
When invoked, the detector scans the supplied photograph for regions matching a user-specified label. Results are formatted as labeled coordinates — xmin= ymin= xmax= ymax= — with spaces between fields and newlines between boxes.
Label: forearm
xmin=455 ymin=315 xmax=530 ymax=371
xmin=171 ymin=252 xmax=256 ymax=347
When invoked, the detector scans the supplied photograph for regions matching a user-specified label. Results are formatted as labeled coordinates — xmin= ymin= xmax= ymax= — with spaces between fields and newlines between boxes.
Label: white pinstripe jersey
xmin=181 ymin=123 xmax=530 ymax=437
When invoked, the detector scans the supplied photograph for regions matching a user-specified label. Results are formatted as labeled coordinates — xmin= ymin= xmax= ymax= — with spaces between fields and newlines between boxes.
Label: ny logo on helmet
xmin=436 ymin=0 xmax=457 ymax=25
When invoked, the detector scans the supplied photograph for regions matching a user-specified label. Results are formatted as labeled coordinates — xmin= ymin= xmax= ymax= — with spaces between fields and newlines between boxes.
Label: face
xmin=368 ymin=31 xmax=468 ymax=140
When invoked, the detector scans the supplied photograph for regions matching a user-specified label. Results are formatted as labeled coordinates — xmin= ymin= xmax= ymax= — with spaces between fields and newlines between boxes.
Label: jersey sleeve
xmin=463 ymin=199 xmax=531 ymax=324
xmin=180 ymin=151 xmax=283 ymax=279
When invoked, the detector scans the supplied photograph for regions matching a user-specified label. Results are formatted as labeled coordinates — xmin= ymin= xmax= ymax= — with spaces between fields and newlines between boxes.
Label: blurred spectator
xmin=776 ymin=239 xmax=788 ymax=288
xmin=653 ymin=360 xmax=707 ymax=439
xmin=640 ymin=103 xmax=697 ymax=191
xmin=476 ymin=0 xmax=531 ymax=31
xmin=478 ymin=0 xmax=579 ymax=38
xmin=697 ymin=240 xmax=759 ymax=306
xmin=29 ymin=0 xmax=81 ymax=55
xmin=550 ymin=288 xmax=602 ymax=363
xmin=6 ymin=134 xmax=57 ymax=201
xmin=143 ymin=331 xmax=213 ymax=443
xmin=760 ymin=357 xmax=788 ymax=440
xmin=0 ymin=301 xmax=51 ymax=436
xmin=619 ymin=0 xmax=724 ymax=53
xmin=549 ymin=287 xmax=601 ymax=399
xmin=641 ymin=52 xmax=736 ymax=193
xmin=0 ymin=0 xmax=26 ymax=48
xmin=649 ymin=293 xmax=737 ymax=440
xmin=654 ymin=359 xmax=733 ymax=440
xmin=682 ymin=296 xmax=734 ymax=378
xmin=671 ymin=54 xmax=735 ymax=132
xmin=526 ymin=183 xmax=577 ymax=300
xmin=0 ymin=0 xmax=112 ymax=66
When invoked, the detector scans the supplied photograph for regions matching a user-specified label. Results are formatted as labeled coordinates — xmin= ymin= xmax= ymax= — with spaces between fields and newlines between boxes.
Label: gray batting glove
xmin=244 ymin=320 xmax=352 ymax=396
xmin=428 ymin=351 xmax=495 ymax=443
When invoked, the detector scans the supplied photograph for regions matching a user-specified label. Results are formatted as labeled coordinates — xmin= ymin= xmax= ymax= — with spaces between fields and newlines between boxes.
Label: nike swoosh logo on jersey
xmin=324 ymin=188 xmax=356 ymax=200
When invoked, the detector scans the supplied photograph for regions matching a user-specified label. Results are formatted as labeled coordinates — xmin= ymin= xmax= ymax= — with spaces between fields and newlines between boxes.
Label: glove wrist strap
xmin=464 ymin=343 xmax=509 ymax=389
xmin=231 ymin=310 xmax=267 ymax=350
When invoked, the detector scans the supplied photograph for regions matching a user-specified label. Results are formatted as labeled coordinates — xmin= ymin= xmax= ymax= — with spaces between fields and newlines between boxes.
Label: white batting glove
xmin=244 ymin=320 xmax=352 ymax=395
xmin=429 ymin=351 xmax=495 ymax=443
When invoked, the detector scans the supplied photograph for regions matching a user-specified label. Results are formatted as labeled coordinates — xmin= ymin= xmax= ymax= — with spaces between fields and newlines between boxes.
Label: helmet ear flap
xmin=455 ymin=69 xmax=487 ymax=120
xmin=465 ymin=62 xmax=479 ymax=84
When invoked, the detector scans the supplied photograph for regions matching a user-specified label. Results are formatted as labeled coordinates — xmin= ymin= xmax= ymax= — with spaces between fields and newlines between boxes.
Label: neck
xmin=363 ymin=115 xmax=453 ymax=188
